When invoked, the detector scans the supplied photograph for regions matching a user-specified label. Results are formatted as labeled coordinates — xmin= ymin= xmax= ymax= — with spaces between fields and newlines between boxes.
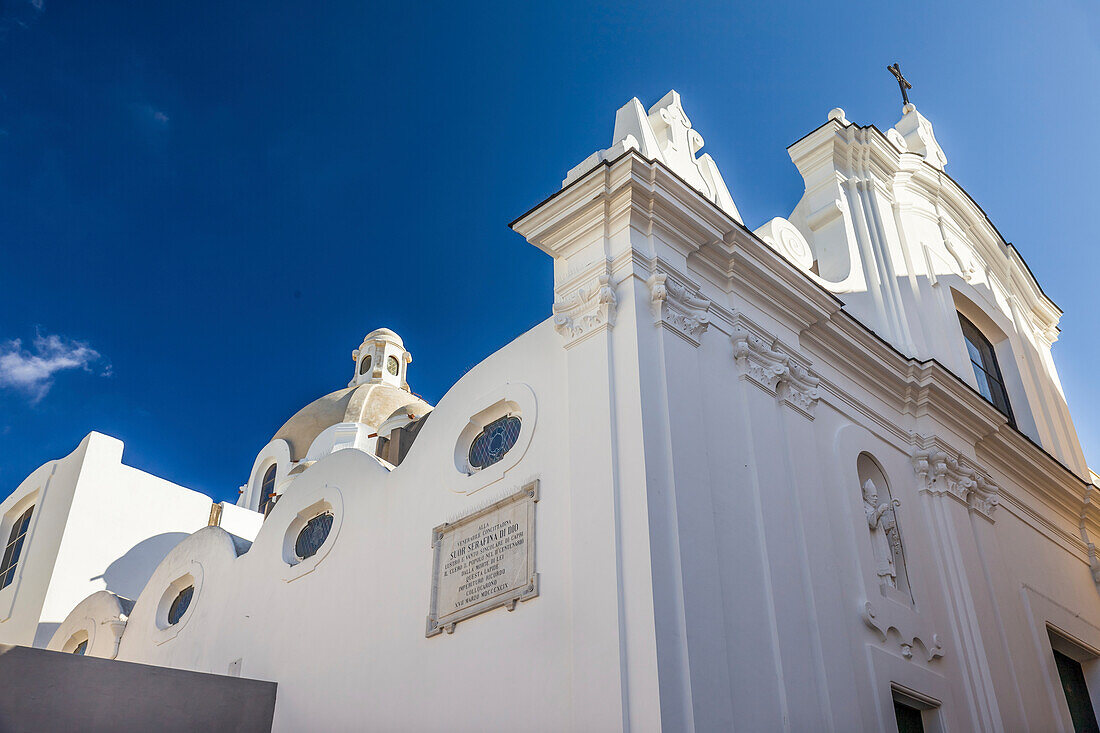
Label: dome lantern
xmin=350 ymin=328 xmax=411 ymax=390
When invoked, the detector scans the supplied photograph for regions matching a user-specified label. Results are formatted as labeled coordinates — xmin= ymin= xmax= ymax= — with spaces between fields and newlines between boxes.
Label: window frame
xmin=1049 ymin=628 xmax=1100 ymax=733
xmin=890 ymin=685 xmax=942 ymax=733
xmin=958 ymin=313 xmax=1015 ymax=424
xmin=258 ymin=464 xmax=277 ymax=516
xmin=0 ymin=505 xmax=34 ymax=590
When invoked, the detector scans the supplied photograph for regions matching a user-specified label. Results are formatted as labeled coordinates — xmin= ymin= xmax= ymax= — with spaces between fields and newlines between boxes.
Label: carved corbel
xmin=911 ymin=447 xmax=999 ymax=520
xmin=647 ymin=272 xmax=711 ymax=345
xmin=731 ymin=320 xmax=820 ymax=416
xmin=779 ymin=363 xmax=821 ymax=417
xmin=943 ymin=238 xmax=976 ymax=282
xmin=732 ymin=325 xmax=789 ymax=391
xmin=862 ymin=601 xmax=944 ymax=662
xmin=552 ymin=270 xmax=617 ymax=347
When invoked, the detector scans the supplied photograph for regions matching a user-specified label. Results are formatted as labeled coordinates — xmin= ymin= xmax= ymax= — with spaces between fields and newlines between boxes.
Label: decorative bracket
xmin=731 ymin=320 xmax=820 ymax=417
xmin=552 ymin=268 xmax=617 ymax=347
xmin=862 ymin=601 xmax=945 ymax=662
xmin=647 ymin=271 xmax=711 ymax=345
xmin=912 ymin=448 xmax=999 ymax=520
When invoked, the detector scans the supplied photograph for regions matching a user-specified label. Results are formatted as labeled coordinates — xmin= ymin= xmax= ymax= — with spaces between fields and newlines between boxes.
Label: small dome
xmin=363 ymin=328 xmax=403 ymax=347
xmin=269 ymin=328 xmax=429 ymax=462
xmin=272 ymin=383 xmax=432 ymax=462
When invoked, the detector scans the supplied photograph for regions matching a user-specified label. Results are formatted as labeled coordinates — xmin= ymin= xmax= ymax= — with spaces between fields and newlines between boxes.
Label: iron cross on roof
xmin=887 ymin=63 xmax=912 ymax=107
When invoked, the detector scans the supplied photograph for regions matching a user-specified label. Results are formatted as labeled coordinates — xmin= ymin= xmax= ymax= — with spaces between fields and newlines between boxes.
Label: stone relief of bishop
xmin=863 ymin=479 xmax=905 ymax=589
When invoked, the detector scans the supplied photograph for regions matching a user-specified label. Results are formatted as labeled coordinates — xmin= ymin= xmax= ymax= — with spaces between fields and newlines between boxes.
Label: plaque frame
xmin=426 ymin=480 xmax=539 ymax=637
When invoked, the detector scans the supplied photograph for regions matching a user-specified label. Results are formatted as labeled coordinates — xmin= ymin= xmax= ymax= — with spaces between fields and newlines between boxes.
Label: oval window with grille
xmin=295 ymin=512 xmax=334 ymax=560
xmin=468 ymin=416 xmax=521 ymax=470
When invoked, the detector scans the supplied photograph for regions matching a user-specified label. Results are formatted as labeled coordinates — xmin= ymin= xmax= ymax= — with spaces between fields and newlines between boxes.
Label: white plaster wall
xmin=115 ymin=322 xmax=577 ymax=733
xmin=0 ymin=431 xmax=218 ymax=648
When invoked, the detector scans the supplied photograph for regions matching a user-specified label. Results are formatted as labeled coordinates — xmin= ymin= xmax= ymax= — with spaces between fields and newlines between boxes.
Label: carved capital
xmin=647 ymin=272 xmax=711 ymax=345
xmin=731 ymin=319 xmax=820 ymax=417
xmin=911 ymin=448 xmax=999 ymax=520
xmin=552 ymin=269 xmax=617 ymax=347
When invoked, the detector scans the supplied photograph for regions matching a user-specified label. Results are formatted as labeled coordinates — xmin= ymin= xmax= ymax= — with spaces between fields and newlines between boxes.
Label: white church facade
xmin=2 ymin=89 xmax=1099 ymax=732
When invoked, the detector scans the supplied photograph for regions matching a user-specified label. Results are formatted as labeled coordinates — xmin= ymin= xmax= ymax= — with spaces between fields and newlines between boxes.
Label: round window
xmin=295 ymin=512 xmax=334 ymax=560
xmin=167 ymin=585 xmax=194 ymax=625
xmin=468 ymin=415 xmax=522 ymax=469
xmin=359 ymin=353 xmax=372 ymax=375
xmin=386 ymin=355 xmax=399 ymax=376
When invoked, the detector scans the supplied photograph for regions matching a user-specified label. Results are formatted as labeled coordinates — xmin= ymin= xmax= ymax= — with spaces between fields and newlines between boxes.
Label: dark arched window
xmin=958 ymin=314 xmax=1014 ymax=424
xmin=258 ymin=464 xmax=277 ymax=516
xmin=72 ymin=639 xmax=88 ymax=655
xmin=0 ymin=505 xmax=34 ymax=589
xmin=295 ymin=513 xmax=334 ymax=560
xmin=359 ymin=353 xmax=372 ymax=375
xmin=468 ymin=416 xmax=521 ymax=470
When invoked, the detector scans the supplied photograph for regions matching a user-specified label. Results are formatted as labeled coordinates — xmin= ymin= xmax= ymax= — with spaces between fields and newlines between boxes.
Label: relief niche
xmin=858 ymin=452 xmax=913 ymax=606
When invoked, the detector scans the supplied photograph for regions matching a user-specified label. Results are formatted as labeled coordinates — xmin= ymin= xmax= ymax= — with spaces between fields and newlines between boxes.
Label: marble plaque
xmin=427 ymin=481 xmax=539 ymax=636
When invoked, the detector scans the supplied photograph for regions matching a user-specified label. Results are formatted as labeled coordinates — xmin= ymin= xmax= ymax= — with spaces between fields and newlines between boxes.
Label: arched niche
xmin=857 ymin=452 xmax=914 ymax=606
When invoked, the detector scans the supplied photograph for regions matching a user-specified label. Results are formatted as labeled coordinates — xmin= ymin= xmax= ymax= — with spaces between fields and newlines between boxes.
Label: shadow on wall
xmin=32 ymin=622 xmax=58 ymax=649
xmin=92 ymin=532 xmax=191 ymax=600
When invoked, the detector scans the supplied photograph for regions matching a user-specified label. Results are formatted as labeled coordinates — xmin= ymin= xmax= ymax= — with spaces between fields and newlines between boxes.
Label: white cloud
xmin=0 ymin=331 xmax=109 ymax=402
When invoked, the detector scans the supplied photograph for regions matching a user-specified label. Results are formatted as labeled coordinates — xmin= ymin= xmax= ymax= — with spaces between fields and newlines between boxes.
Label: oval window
xmin=167 ymin=585 xmax=194 ymax=625
xmin=468 ymin=415 xmax=521 ymax=470
xmin=386 ymin=355 xmax=399 ymax=376
xmin=295 ymin=512 xmax=334 ymax=560
xmin=359 ymin=353 xmax=372 ymax=375
xmin=72 ymin=639 xmax=88 ymax=655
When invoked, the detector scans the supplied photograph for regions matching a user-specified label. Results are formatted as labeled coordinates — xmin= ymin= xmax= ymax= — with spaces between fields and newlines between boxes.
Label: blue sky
xmin=1 ymin=0 xmax=1097 ymax=504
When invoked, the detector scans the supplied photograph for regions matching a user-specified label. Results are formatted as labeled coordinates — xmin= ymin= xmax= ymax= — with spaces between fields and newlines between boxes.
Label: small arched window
xmin=958 ymin=314 xmax=1014 ymax=424
xmin=295 ymin=513 xmax=334 ymax=560
xmin=359 ymin=353 xmax=372 ymax=375
xmin=72 ymin=639 xmax=88 ymax=655
xmin=468 ymin=416 xmax=521 ymax=470
xmin=258 ymin=464 xmax=277 ymax=516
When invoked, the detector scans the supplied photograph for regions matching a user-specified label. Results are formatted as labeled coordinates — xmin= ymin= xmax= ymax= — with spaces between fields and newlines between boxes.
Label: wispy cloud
xmin=131 ymin=102 xmax=170 ymax=129
xmin=0 ymin=331 xmax=110 ymax=402
xmin=0 ymin=0 xmax=45 ymax=38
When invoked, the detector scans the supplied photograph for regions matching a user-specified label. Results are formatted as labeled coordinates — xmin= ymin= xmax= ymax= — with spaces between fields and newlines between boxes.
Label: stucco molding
xmin=731 ymin=317 xmax=820 ymax=417
xmin=647 ymin=271 xmax=711 ymax=345
xmin=862 ymin=601 xmax=945 ymax=662
xmin=911 ymin=444 xmax=1000 ymax=521
xmin=552 ymin=268 xmax=617 ymax=347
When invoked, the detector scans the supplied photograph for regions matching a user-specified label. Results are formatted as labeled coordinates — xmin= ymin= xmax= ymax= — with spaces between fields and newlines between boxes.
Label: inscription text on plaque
xmin=426 ymin=481 xmax=539 ymax=636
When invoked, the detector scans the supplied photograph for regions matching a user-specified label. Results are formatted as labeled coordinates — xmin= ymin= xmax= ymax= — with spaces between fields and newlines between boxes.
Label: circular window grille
xmin=167 ymin=585 xmax=194 ymax=625
xmin=468 ymin=416 xmax=521 ymax=470
xmin=295 ymin=512 xmax=334 ymax=560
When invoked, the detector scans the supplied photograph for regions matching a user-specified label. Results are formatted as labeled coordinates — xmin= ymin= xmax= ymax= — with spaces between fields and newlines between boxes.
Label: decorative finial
xmin=887 ymin=63 xmax=912 ymax=108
